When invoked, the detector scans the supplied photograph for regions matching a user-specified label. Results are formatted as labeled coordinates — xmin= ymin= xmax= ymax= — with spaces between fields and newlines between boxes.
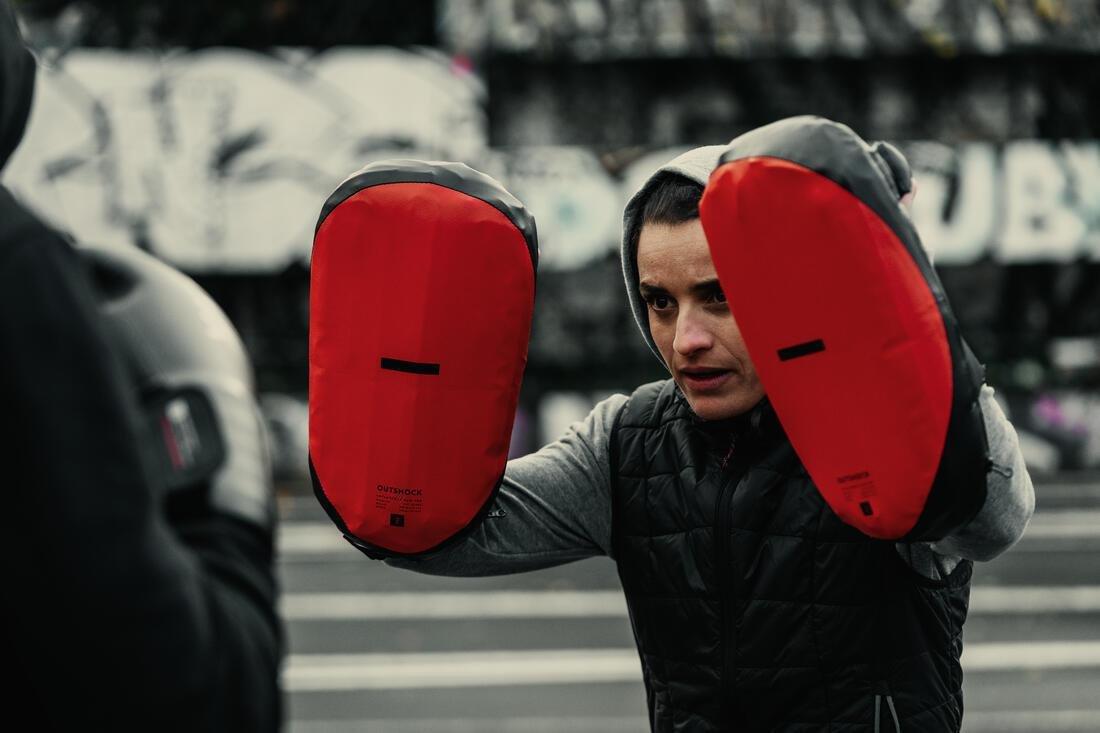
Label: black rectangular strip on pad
xmin=778 ymin=339 xmax=825 ymax=362
xmin=381 ymin=357 xmax=440 ymax=375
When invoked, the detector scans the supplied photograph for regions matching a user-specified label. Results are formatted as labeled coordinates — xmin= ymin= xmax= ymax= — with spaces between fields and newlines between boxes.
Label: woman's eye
xmin=710 ymin=289 xmax=727 ymax=305
xmin=651 ymin=294 xmax=672 ymax=310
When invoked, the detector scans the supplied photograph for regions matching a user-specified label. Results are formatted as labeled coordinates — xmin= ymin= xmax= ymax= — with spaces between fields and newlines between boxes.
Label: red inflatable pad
xmin=702 ymin=157 xmax=953 ymax=538
xmin=310 ymin=161 xmax=537 ymax=556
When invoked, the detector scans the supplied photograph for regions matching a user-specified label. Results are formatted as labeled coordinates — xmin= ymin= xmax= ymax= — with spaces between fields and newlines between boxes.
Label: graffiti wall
xmin=3 ymin=47 xmax=486 ymax=271
xmin=5 ymin=48 xmax=1100 ymax=274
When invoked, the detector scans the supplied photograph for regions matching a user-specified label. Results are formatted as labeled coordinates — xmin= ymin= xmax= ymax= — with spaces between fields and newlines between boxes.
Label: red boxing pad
xmin=699 ymin=117 xmax=987 ymax=540
xmin=310 ymin=161 xmax=537 ymax=557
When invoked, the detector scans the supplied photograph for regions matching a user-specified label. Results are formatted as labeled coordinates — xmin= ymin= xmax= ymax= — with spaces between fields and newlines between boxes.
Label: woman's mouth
xmin=680 ymin=368 xmax=733 ymax=393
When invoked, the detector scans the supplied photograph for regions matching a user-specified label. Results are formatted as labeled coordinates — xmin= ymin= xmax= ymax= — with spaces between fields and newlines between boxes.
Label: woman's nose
xmin=673 ymin=310 xmax=713 ymax=356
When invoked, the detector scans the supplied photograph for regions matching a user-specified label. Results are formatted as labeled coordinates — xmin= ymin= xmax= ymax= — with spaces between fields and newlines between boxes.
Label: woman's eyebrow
xmin=689 ymin=278 xmax=723 ymax=296
xmin=638 ymin=282 xmax=666 ymax=297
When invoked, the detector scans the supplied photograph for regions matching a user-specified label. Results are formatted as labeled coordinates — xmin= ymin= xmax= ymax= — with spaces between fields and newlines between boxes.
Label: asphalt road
xmin=277 ymin=475 xmax=1100 ymax=732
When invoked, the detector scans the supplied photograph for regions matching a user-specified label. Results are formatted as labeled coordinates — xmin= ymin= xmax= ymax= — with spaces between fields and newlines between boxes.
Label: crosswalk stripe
xmin=1024 ymin=509 xmax=1100 ymax=539
xmin=284 ymin=641 xmax=1100 ymax=692
xmin=970 ymin=586 xmax=1100 ymax=613
xmin=279 ymin=523 xmax=348 ymax=554
xmin=281 ymin=585 xmax=1100 ymax=621
xmin=289 ymin=711 xmax=1100 ymax=733
xmin=964 ymin=641 xmax=1100 ymax=671
xmin=282 ymin=591 xmax=626 ymax=619
xmin=284 ymin=648 xmax=640 ymax=691
xmin=289 ymin=717 xmax=648 ymax=732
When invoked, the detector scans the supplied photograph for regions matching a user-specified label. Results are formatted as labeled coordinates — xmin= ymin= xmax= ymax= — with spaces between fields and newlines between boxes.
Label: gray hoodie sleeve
xmin=929 ymin=384 xmax=1036 ymax=561
xmin=385 ymin=394 xmax=627 ymax=577
xmin=900 ymin=384 xmax=1036 ymax=578
xmin=387 ymin=384 xmax=1034 ymax=578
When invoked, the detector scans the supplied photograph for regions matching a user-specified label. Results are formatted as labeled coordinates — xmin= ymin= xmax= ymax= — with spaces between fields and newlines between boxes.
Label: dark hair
xmin=639 ymin=173 xmax=705 ymax=227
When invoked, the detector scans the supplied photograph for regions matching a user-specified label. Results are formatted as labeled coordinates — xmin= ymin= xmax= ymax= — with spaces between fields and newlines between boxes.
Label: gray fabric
xmin=620 ymin=145 xmax=728 ymax=368
xmin=388 ymin=384 xmax=1033 ymax=577
xmin=933 ymin=384 xmax=1036 ymax=562
xmin=387 ymin=393 xmax=625 ymax=576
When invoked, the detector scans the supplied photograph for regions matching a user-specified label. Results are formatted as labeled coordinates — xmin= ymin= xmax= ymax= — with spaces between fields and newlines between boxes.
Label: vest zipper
xmin=714 ymin=435 xmax=747 ymax=728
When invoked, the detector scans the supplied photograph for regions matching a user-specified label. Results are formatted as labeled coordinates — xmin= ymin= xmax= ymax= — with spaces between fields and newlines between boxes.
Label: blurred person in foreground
xmin=379 ymin=123 xmax=1035 ymax=730
xmin=0 ymin=3 xmax=281 ymax=730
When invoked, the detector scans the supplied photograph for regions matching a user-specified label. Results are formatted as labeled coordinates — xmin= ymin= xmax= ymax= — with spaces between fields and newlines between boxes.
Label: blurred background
xmin=5 ymin=0 xmax=1100 ymax=730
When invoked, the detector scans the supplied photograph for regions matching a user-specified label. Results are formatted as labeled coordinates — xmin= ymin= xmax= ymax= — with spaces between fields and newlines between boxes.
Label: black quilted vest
xmin=610 ymin=380 xmax=972 ymax=732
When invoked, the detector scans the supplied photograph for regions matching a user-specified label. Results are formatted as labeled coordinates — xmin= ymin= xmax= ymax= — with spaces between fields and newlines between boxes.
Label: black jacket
xmin=0 ymin=4 xmax=281 ymax=729
xmin=612 ymin=380 xmax=970 ymax=732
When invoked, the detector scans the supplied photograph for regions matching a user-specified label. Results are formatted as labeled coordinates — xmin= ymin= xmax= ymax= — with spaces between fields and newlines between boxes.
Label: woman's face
xmin=637 ymin=218 xmax=765 ymax=420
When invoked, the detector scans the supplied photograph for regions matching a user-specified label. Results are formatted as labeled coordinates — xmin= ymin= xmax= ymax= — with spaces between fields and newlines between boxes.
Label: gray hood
xmin=0 ymin=0 xmax=34 ymax=170
xmin=620 ymin=117 xmax=914 ymax=369
xmin=620 ymin=144 xmax=729 ymax=368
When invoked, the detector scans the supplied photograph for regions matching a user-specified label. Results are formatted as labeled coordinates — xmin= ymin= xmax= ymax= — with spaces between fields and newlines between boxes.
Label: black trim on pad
xmin=380 ymin=357 xmax=440 ymax=375
xmin=310 ymin=453 xmax=509 ymax=560
xmin=778 ymin=339 xmax=825 ymax=361
xmin=316 ymin=159 xmax=539 ymax=274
